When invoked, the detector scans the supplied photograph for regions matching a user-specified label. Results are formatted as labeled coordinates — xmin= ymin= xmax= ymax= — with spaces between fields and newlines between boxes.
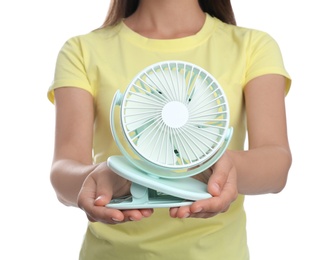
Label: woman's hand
xmin=169 ymin=152 xmax=238 ymax=219
xmin=77 ymin=162 xmax=154 ymax=224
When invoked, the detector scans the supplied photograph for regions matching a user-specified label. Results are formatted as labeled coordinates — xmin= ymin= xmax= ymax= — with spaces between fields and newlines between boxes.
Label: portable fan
xmin=106 ymin=61 xmax=233 ymax=209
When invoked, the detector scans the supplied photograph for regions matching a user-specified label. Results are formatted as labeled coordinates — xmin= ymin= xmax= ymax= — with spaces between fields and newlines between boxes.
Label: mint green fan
xmin=106 ymin=61 xmax=233 ymax=209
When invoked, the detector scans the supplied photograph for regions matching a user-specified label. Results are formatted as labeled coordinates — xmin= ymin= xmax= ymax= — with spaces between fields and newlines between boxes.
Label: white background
xmin=1 ymin=0 xmax=333 ymax=259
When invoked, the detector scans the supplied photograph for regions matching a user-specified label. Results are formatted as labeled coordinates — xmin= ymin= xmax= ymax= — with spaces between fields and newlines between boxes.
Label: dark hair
xmin=101 ymin=0 xmax=236 ymax=27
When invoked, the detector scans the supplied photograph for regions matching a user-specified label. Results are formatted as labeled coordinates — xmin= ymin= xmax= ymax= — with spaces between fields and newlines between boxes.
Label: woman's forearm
xmin=228 ymin=145 xmax=292 ymax=195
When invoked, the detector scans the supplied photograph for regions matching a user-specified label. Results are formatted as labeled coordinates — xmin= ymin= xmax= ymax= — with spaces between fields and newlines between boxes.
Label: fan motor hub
xmin=162 ymin=101 xmax=189 ymax=128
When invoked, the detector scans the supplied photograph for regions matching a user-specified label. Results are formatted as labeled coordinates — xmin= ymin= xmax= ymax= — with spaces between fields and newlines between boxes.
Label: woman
xmin=48 ymin=0 xmax=292 ymax=259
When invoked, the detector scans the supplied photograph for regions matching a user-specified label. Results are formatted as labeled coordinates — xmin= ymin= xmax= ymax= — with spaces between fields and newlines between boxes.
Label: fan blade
xmin=175 ymin=126 xmax=221 ymax=163
xmin=123 ymin=91 xmax=160 ymax=131
xmin=136 ymin=123 xmax=177 ymax=166
xmin=147 ymin=69 xmax=186 ymax=102
xmin=191 ymin=80 xmax=217 ymax=112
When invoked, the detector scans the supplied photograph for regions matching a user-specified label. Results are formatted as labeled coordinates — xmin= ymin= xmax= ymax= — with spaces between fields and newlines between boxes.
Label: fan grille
xmin=121 ymin=61 xmax=229 ymax=169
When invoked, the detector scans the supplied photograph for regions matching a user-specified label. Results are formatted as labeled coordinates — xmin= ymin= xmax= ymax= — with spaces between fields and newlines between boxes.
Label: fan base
xmin=106 ymin=183 xmax=193 ymax=209
xmin=106 ymin=155 xmax=212 ymax=209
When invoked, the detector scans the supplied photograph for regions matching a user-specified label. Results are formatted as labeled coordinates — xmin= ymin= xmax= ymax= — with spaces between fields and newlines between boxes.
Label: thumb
xmin=207 ymin=171 xmax=225 ymax=197
xmin=94 ymin=176 xmax=114 ymax=206
xmin=94 ymin=194 xmax=112 ymax=206
xmin=207 ymin=160 xmax=229 ymax=197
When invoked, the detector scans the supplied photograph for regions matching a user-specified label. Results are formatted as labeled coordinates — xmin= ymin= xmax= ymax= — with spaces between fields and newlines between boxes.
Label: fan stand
xmin=106 ymin=125 xmax=232 ymax=209
xmin=106 ymin=156 xmax=211 ymax=209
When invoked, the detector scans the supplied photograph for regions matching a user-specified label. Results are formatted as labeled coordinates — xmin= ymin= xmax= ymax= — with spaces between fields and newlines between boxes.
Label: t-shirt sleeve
xmin=47 ymin=36 xmax=94 ymax=103
xmin=245 ymin=31 xmax=291 ymax=94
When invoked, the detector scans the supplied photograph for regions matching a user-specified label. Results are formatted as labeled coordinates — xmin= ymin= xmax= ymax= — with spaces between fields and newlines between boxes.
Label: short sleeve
xmin=47 ymin=36 xmax=94 ymax=103
xmin=245 ymin=31 xmax=291 ymax=94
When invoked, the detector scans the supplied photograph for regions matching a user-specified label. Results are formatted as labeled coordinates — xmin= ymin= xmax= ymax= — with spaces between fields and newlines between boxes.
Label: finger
xmin=80 ymin=199 xmax=126 ymax=224
xmin=88 ymin=207 xmax=154 ymax=224
xmin=120 ymin=209 xmax=153 ymax=221
xmin=139 ymin=208 xmax=154 ymax=217
xmin=169 ymin=207 xmax=178 ymax=218
xmin=190 ymin=196 xmax=230 ymax=215
xmin=206 ymin=162 xmax=229 ymax=197
xmin=78 ymin=178 xmax=125 ymax=223
xmin=94 ymin=176 xmax=114 ymax=206
xmin=169 ymin=206 xmax=191 ymax=218
xmin=190 ymin=178 xmax=238 ymax=216
xmin=94 ymin=194 xmax=112 ymax=206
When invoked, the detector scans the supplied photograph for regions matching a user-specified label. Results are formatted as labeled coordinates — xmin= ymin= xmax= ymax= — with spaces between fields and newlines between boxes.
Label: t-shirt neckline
xmin=119 ymin=13 xmax=216 ymax=51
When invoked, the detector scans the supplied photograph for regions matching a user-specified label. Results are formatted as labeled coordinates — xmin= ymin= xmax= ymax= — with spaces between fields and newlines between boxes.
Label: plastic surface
xmin=107 ymin=61 xmax=232 ymax=209
xmin=107 ymin=155 xmax=211 ymax=209
xmin=120 ymin=60 xmax=230 ymax=170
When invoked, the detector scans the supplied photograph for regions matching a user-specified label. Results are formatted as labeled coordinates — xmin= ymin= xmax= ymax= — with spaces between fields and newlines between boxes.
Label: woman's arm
xmin=51 ymin=87 xmax=96 ymax=206
xmin=170 ymin=74 xmax=292 ymax=218
xmin=233 ymin=73 xmax=292 ymax=195
xmin=51 ymin=87 xmax=153 ymax=222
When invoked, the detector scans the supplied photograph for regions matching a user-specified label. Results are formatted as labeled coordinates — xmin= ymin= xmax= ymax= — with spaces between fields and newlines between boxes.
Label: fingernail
xmin=112 ymin=218 xmax=121 ymax=222
xmin=95 ymin=195 xmax=104 ymax=201
xmin=193 ymin=207 xmax=202 ymax=213
xmin=183 ymin=213 xmax=190 ymax=218
xmin=214 ymin=183 xmax=220 ymax=192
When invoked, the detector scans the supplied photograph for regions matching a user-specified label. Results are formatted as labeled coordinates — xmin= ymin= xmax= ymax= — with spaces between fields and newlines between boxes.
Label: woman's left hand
xmin=169 ymin=152 xmax=238 ymax=218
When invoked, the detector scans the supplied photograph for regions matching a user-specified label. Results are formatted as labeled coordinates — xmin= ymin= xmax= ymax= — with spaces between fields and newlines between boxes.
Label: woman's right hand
xmin=77 ymin=162 xmax=154 ymax=224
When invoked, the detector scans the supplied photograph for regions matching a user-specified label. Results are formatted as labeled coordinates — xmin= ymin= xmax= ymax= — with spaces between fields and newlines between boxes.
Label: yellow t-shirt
xmin=48 ymin=14 xmax=291 ymax=260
